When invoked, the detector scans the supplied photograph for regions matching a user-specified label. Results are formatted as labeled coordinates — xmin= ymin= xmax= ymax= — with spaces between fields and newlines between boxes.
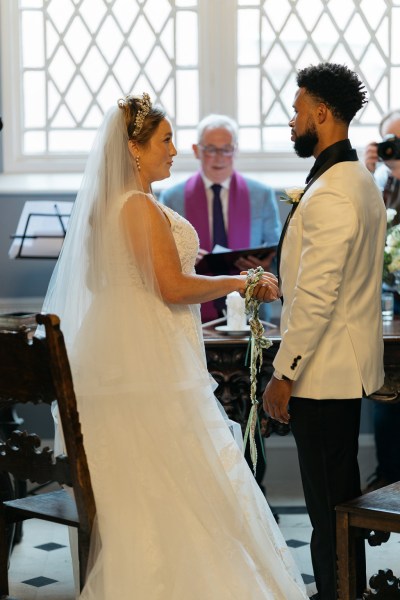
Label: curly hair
xmin=118 ymin=93 xmax=166 ymax=145
xmin=296 ymin=63 xmax=367 ymax=124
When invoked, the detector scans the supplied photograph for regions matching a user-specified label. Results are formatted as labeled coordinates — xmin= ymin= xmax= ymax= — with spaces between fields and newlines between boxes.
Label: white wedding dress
xmin=62 ymin=194 xmax=309 ymax=600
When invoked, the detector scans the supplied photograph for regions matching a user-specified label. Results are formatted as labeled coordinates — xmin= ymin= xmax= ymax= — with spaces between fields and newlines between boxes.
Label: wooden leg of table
xmin=336 ymin=511 xmax=358 ymax=600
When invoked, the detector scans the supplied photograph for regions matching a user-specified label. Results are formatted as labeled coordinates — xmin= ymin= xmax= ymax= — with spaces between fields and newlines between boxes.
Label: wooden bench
xmin=336 ymin=481 xmax=400 ymax=600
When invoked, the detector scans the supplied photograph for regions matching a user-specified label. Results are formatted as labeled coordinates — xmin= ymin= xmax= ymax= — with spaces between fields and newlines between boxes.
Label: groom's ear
xmin=316 ymin=102 xmax=328 ymax=124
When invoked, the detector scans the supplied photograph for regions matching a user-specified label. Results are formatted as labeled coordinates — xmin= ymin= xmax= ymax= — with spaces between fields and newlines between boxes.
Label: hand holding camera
xmin=377 ymin=134 xmax=400 ymax=160
xmin=364 ymin=134 xmax=400 ymax=175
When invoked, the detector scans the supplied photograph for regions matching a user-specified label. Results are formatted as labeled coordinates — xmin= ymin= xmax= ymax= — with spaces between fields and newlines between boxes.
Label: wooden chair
xmin=0 ymin=313 xmax=96 ymax=599
xmin=336 ymin=481 xmax=400 ymax=600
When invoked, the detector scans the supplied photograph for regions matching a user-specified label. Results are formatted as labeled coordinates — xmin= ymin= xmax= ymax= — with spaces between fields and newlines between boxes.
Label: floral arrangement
xmin=383 ymin=208 xmax=400 ymax=287
xmin=280 ymin=186 xmax=305 ymax=205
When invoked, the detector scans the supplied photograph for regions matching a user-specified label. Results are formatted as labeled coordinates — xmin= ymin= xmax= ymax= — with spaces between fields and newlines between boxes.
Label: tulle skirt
xmin=61 ymin=285 xmax=308 ymax=599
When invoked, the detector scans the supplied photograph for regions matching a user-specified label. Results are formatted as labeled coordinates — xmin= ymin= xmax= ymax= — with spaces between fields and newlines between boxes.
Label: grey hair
xmin=197 ymin=114 xmax=238 ymax=144
xmin=379 ymin=109 xmax=400 ymax=137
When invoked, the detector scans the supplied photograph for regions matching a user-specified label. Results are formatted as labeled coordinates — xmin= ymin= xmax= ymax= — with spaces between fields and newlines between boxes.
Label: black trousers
xmin=289 ymin=397 xmax=366 ymax=600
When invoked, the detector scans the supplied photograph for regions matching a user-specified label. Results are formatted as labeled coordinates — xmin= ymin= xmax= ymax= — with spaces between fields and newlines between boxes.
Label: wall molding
xmin=0 ymin=297 xmax=43 ymax=314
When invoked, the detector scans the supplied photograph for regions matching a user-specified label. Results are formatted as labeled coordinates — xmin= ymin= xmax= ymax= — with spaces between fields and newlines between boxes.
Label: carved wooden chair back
xmin=0 ymin=313 xmax=95 ymax=597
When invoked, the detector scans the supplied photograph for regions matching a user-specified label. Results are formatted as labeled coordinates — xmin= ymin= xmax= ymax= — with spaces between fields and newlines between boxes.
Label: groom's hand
xmin=263 ymin=376 xmax=292 ymax=424
xmin=251 ymin=273 xmax=280 ymax=303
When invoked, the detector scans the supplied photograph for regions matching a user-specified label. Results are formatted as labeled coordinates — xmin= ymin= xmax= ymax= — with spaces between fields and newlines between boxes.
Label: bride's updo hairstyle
xmin=118 ymin=93 xmax=166 ymax=145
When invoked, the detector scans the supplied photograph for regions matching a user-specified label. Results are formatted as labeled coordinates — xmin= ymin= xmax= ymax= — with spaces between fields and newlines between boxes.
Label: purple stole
xmin=184 ymin=171 xmax=251 ymax=321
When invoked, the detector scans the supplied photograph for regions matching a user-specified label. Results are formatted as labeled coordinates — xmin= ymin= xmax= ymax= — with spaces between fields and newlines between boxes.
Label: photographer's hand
xmin=364 ymin=141 xmax=379 ymax=173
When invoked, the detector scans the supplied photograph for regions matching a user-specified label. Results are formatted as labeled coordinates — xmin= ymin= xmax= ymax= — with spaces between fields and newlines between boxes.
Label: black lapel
xmin=276 ymin=144 xmax=358 ymax=300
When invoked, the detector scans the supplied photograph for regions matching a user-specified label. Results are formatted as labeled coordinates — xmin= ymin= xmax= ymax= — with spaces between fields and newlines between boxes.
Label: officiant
xmin=160 ymin=113 xmax=281 ymax=322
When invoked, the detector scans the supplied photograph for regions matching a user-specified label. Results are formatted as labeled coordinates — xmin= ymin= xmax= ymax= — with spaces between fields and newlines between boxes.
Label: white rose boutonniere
xmin=383 ymin=208 xmax=400 ymax=286
xmin=280 ymin=186 xmax=305 ymax=205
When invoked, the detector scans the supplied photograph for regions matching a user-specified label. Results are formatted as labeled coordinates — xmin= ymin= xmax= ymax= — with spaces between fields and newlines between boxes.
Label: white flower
xmin=389 ymin=254 xmax=400 ymax=272
xmin=387 ymin=208 xmax=397 ymax=224
xmin=280 ymin=186 xmax=305 ymax=205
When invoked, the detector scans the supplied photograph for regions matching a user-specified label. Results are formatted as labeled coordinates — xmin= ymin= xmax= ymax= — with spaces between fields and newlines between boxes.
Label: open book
xmin=196 ymin=245 xmax=277 ymax=275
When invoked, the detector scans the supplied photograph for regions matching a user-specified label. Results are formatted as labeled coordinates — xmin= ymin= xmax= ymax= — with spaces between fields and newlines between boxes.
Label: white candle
xmin=226 ymin=291 xmax=247 ymax=330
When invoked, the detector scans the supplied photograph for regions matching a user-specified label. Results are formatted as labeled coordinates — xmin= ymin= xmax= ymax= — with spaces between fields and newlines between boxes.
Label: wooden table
xmin=203 ymin=318 xmax=400 ymax=431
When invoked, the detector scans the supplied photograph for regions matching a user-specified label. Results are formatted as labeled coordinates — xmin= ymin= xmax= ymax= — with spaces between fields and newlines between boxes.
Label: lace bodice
xmin=157 ymin=203 xmax=199 ymax=275
xmin=157 ymin=202 xmax=206 ymax=364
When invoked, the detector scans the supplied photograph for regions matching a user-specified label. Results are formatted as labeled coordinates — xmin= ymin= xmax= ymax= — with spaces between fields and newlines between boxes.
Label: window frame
xmin=2 ymin=0 xmax=396 ymax=176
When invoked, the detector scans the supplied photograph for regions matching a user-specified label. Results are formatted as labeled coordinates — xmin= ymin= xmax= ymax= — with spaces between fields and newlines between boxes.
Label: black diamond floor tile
xmin=35 ymin=542 xmax=67 ymax=551
xmin=286 ymin=538 xmax=309 ymax=548
xmin=22 ymin=575 xmax=58 ymax=587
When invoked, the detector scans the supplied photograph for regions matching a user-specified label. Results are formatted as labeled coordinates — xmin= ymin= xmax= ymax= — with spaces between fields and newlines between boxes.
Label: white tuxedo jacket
xmin=274 ymin=160 xmax=387 ymax=399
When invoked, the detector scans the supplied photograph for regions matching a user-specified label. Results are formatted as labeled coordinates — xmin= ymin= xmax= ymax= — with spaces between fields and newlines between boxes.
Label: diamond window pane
xmin=80 ymin=46 xmax=108 ymax=93
xmin=360 ymin=0 xmax=387 ymax=30
xmin=323 ymin=0 xmax=354 ymax=31
xmin=80 ymin=0 xmax=108 ymax=34
xmin=295 ymin=0 xmax=323 ymax=30
xmin=263 ymin=0 xmax=291 ymax=32
xmin=344 ymin=14 xmax=372 ymax=60
xmin=160 ymin=17 xmax=174 ymax=59
xmin=96 ymin=15 xmax=124 ymax=63
xmin=96 ymin=75 xmax=125 ymax=112
xmin=112 ymin=47 xmax=140 ymax=93
xmin=279 ymin=14 xmax=307 ymax=61
xmin=129 ymin=15 xmax=155 ymax=63
xmin=144 ymin=0 xmax=171 ymax=33
xmin=146 ymin=47 xmax=172 ymax=89
xmin=47 ymin=0 xmax=75 ymax=33
xmin=48 ymin=46 xmax=76 ymax=93
xmin=52 ymin=105 xmax=75 ymax=128
xmin=63 ymin=17 xmax=92 ymax=63
xmin=65 ymin=75 xmax=93 ymax=122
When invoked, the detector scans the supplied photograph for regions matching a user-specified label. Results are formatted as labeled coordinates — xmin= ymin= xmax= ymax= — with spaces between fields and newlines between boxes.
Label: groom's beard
xmin=294 ymin=120 xmax=319 ymax=158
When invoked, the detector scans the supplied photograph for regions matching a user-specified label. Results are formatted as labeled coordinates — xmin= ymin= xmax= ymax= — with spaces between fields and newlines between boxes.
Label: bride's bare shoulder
xmin=121 ymin=191 xmax=170 ymax=225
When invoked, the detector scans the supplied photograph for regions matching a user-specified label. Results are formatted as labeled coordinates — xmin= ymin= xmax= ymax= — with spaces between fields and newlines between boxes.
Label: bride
xmin=42 ymin=92 xmax=309 ymax=599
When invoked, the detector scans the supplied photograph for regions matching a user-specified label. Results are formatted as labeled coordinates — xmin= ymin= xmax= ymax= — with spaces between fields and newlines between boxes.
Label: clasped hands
xmin=240 ymin=270 xmax=281 ymax=303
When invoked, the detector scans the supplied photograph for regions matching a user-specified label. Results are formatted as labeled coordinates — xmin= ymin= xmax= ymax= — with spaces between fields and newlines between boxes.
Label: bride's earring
xmin=135 ymin=155 xmax=141 ymax=171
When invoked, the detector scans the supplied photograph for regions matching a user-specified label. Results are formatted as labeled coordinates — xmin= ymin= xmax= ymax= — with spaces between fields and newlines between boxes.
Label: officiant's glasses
xmin=199 ymin=144 xmax=236 ymax=157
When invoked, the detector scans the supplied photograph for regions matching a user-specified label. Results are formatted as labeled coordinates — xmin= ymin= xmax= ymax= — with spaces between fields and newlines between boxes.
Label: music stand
xmin=9 ymin=200 xmax=73 ymax=259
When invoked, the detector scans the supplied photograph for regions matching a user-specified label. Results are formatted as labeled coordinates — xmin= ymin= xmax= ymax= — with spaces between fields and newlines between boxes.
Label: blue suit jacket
xmin=159 ymin=173 xmax=281 ymax=322
xmin=159 ymin=174 xmax=281 ymax=249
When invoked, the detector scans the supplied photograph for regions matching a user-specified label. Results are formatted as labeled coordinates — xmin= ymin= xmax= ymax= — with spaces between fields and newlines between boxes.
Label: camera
xmin=377 ymin=134 xmax=400 ymax=160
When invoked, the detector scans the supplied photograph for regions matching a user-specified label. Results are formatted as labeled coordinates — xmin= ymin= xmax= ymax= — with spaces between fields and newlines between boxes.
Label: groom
xmin=258 ymin=63 xmax=386 ymax=600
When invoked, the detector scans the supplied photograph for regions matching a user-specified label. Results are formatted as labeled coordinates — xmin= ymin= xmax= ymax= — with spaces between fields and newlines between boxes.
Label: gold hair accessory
xmin=133 ymin=92 xmax=152 ymax=137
